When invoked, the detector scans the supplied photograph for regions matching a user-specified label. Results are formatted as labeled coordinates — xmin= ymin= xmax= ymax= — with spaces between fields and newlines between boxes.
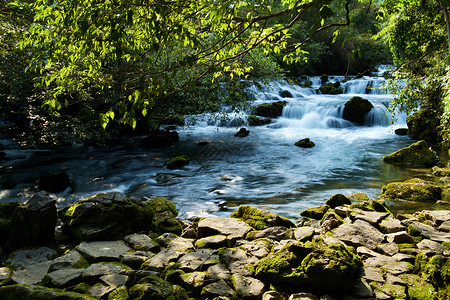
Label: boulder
xmin=342 ymin=96 xmax=373 ymax=125
xmin=231 ymin=205 xmax=295 ymax=230
xmin=36 ymin=171 xmax=71 ymax=193
xmin=0 ymin=284 xmax=95 ymax=299
xmin=76 ymin=241 xmax=131 ymax=262
xmin=254 ymin=101 xmax=287 ymax=118
xmin=319 ymin=82 xmax=343 ymax=95
xmin=381 ymin=178 xmax=442 ymax=202
xmin=143 ymin=130 xmax=179 ymax=148
xmin=197 ymin=217 xmax=252 ymax=241
xmin=255 ymin=238 xmax=360 ymax=293
xmin=295 ymin=138 xmax=315 ymax=148
xmin=279 ymin=90 xmax=293 ymax=98
xmin=129 ymin=276 xmax=188 ymax=300
xmin=7 ymin=193 xmax=57 ymax=251
xmin=394 ymin=128 xmax=408 ymax=136
xmin=325 ymin=194 xmax=351 ymax=208
xmin=248 ymin=116 xmax=272 ymax=126
xmin=300 ymin=205 xmax=330 ymax=220
xmin=332 ymin=220 xmax=385 ymax=250
xmin=235 ymin=128 xmax=250 ymax=137
xmin=59 ymin=192 xmax=155 ymax=241
xmin=382 ymin=140 xmax=438 ymax=167
xmin=407 ymin=109 xmax=440 ymax=144
xmin=166 ymin=155 xmax=190 ymax=169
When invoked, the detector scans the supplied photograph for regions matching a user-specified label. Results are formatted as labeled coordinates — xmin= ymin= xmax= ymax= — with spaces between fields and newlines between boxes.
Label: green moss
xmin=347 ymin=192 xmax=369 ymax=202
xmin=108 ymin=286 xmax=129 ymax=300
xmin=166 ymin=155 xmax=190 ymax=169
xmin=231 ymin=205 xmax=294 ymax=230
xmin=73 ymin=282 xmax=92 ymax=294
xmin=295 ymin=138 xmax=315 ymax=148
xmin=349 ymin=199 xmax=391 ymax=213
xmin=299 ymin=205 xmax=330 ymax=220
xmin=0 ymin=284 xmax=96 ymax=300
xmin=400 ymin=274 xmax=436 ymax=300
xmin=432 ymin=166 xmax=450 ymax=177
xmin=408 ymin=225 xmax=422 ymax=236
xmin=381 ymin=178 xmax=442 ymax=202
xmin=146 ymin=197 xmax=178 ymax=215
xmin=73 ymin=255 xmax=90 ymax=269
xmin=382 ymin=140 xmax=438 ymax=167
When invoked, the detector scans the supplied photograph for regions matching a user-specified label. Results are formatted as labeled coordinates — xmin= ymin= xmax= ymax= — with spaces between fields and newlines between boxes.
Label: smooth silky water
xmin=0 ymin=73 xmax=435 ymax=220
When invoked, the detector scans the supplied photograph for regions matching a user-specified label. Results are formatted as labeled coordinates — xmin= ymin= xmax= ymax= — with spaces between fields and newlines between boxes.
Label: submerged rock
xmin=279 ymin=90 xmax=293 ymax=98
xmin=166 ymin=155 xmax=190 ymax=169
xmin=248 ymin=115 xmax=272 ymax=126
xmin=234 ymin=128 xmax=250 ymax=138
xmin=342 ymin=96 xmax=373 ymax=125
xmin=381 ymin=178 xmax=442 ymax=202
xmin=254 ymin=101 xmax=286 ymax=118
xmin=382 ymin=140 xmax=439 ymax=167
xmin=295 ymin=138 xmax=315 ymax=148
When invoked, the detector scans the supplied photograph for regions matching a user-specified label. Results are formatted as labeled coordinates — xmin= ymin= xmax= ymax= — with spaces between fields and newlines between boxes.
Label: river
xmin=0 ymin=72 xmax=424 ymax=220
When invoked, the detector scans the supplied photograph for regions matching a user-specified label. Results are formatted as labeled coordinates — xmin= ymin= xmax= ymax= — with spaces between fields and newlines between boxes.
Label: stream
xmin=0 ymin=70 xmax=430 ymax=220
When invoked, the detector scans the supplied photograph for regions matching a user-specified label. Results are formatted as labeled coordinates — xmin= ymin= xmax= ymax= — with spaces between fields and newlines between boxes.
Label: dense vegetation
xmin=0 ymin=0 xmax=449 ymax=147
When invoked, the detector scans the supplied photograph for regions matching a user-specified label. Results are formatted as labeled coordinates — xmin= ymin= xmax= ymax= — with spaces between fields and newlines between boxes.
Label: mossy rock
xmin=349 ymin=199 xmax=391 ymax=213
xmin=382 ymin=140 xmax=439 ymax=167
xmin=231 ymin=205 xmax=295 ymax=230
xmin=319 ymin=82 xmax=343 ymax=95
xmin=342 ymin=96 xmax=373 ymax=125
xmin=279 ymin=90 xmax=293 ymax=98
xmin=325 ymin=194 xmax=351 ymax=208
xmin=145 ymin=197 xmax=181 ymax=235
xmin=108 ymin=286 xmax=129 ymax=300
xmin=299 ymin=205 xmax=330 ymax=220
xmin=166 ymin=155 xmax=190 ymax=169
xmin=432 ymin=166 xmax=450 ymax=177
xmin=255 ymin=238 xmax=360 ymax=294
xmin=295 ymin=138 xmax=315 ymax=148
xmin=59 ymin=192 xmax=155 ymax=242
xmin=0 ymin=202 xmax=21 ymax=247
xmin=420 ymin=255 xmax=450 ymax=288
xmin=248 ymin=116 xmax=272 ymax=126
xmin=381 ymin=178 xmax=442 ymax=202
xmin=0 ymin=284 xmax=96 ymax=299
xmin=407 ymin=108 xmax=440 ymax=144
xmin=399 ymin=274 xmax=436 ymax=300
xmin=254 ymin=101 xmax=287 ymax=118
xmin=129 ymin=276 xmax=188 ymax=300
xmin=347 ymin=192 xmax=369 ymax=202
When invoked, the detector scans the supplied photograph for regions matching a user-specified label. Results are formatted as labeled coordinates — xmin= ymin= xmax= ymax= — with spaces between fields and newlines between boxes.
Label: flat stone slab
xmin=177 ymin=249 xmax=218 ymax=272
xmin=221 ymin=248 xmax=258 ymax=276
xmin=410 ymin=222 xmax=450 ymax=243
xmin=46 ymin=268 xmax=85 ymax=287
xmin=381 ymin=217 xmax=406 ymax=233
xmin=419 ymin=210 xmax=450 ymax=226
xmin=101 ymin=273 xmax=128 ymax=287
xmin=50 ymin=250 xmax=84 ymax=272
xmin=417 ymin=239 xmax=450 ymax=253
xmin=120 ymin=251 xmax=154 ymax=269
xmin=247 ymin=226 xmax=292 ymax=241
xmin=332 ymin=220 xmax=385 ymax=250
xmin=294 ymin=226 xmax=316 ymax=241
xmin=76 ymin=241 xmax=131 ymax=261
xmin=206 ymin=264 xmax=231 ymax=281
xmin=201 ymin=279 xmax=234 ymax=298
xmin=361 ymin=266 xmax=384 ymax=282
xmin=350 ymin=211 xmax=389 ymax=225
xmin=7 ymin=247 xmax=57 ymax=269
xmin=364 ymin=255 xmax=413 ymax=275
xmin=124 ymin=233 xmax=159 ymax=252
xmin=198 ymin=217 xmax=252 ymax=239
xmin=11 ymin=261 xmax=52 ymax=285
xmin=377 ymin=242 xmax=399 ymax=256
xmin=143 ymin=249 xmax=182 ymax=270
xmin=235 ymin=240 xmax=271 ymax=258
xmin=196 ymin=235 xmax=227 ymax=249
xmin=168 ymin=237 xmax=195 ymax=253
xmin=233 ymin=274 xmax=265 ymax=298
xmin=83 ymin=262 xmax=129 ymax=278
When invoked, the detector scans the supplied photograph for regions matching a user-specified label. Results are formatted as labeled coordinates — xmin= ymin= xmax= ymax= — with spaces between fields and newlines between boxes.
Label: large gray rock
xmin=201 ymin=279 xmax=234 ymax=298
xmin=0 ymin=284 xmax=95 ymax=299
xmin=233 ymin=274 xmax=265 ymax=299
xmin=198 ymin=217 xmax=252 ymax=242
xmin=331 ymin=220 xmax=385 ymax=250
xmin=46 ymin=268 xmax=85 ymax=287
xmin=409 ymin=221 xmax=450 ymax=243
xmin=12 ymin=261 xmax=52 ymax=285
xmin=49 ymin=250 xmax=86 ymax=272
xmin=416 ymin=210 xmax=450 ymax=226
xmin=221 ymin=248 xmax=258 ymax=276
xmin=142 ymin=249 xmax=182 ymax=270
xmin=176 ymin=249 xmax=218 ymax=272
xmin=382 ymin=140 xmax=438 ymax=167
xmin=124 ymin=233 xmax=159 ymax=252
xmin=342 ymin=96 xmax=373 ymax=125
xmin=75 ymin=240 xmax=131 ymax=261
xmin=82 ymin=262 xmax=130 ymax=279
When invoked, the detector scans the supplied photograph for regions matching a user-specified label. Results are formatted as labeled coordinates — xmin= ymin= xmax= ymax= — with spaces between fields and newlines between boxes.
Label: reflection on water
xmin=0 ymin=75 xmax=443 ymax=220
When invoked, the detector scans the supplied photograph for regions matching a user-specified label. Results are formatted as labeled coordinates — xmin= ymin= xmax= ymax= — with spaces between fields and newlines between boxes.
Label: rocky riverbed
xmin=0 ymin=141 xmax=450 ymax=299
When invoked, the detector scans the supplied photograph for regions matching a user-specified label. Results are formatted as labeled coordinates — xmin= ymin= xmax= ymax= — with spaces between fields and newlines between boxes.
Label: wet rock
xmin=350 ymin=199 xmax=391 ymax=213
xmin=248 ymin=116 xmax=272 ymax=126
xmin=325 ymin=194 xmax=351 ymax=208
xmin=59 ymin=192 xmax=155 ymax=241
xmin=235 ymin=240 xmax=271 ymax=258
xmin=342 ymin=96 xmax=373 ymax=125
xmin=382 ymin=140 xmax=439 ymax=167
xmin=232 ymin=274 xmax=265 ymax=299
xmin=231 ymin=205 xmax=295 ymax=230
xmin=124 ymin=233 xmax=160 ymax=252
xmin=394 ymin=128 xmax=408 ymax=135
xmin=254 ymin=101 xmax=287 ymax=118
xmin=143 ymin=129 xmax=179 ymax=148
xmin=235 ymin=128 xmax=250 ymax=137
xmin=381 ymin=178 xmax=442 ymax=202
xmin=319 ymin=82 xmax=343 ymax=95
xmin=166 ymin=155 xmax=190 ymax=169
xmin=75 ymin=241 xmax=131 ymax=262
xmin=295 ymin=138 xmax=315 ymax=148
xmin=36 ymin=171 xmax=71 ymax=193
xmin=280 ymin=90 xmax=293 ymax=98
xmin=331 ymin=220 xmax=385 ymax=250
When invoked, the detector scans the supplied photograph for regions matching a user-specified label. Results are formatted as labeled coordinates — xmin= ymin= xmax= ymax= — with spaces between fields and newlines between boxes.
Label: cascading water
xmin=0 ymin=74 xmax=414 ymax=220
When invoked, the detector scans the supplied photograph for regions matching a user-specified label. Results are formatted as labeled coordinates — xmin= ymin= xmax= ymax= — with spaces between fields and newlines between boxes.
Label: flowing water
xmin=0 ymin=73 xmax=425 ymax=220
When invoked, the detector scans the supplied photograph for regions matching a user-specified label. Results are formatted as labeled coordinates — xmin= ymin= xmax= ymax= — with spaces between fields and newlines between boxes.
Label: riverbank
xmin=0 ymin=166 xmax=449 ymax=299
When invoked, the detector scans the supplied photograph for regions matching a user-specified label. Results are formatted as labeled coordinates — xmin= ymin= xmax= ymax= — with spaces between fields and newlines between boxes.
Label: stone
xmin=363 ymin=255 xmax=413 ymax=275
xmin=382 ymin=140 xmax=438 ymax=167
xmin=89 ymin=283 xmax=115 ymax=299
xmin=129 ymin=277 xmax=188 ymax=300
xmin=50 ymin=250 xmax=87 ymax=272
xmin=198 ymin=217 xmax=252 ymax=241
xmin=280 ymin=90 xmax=293 ymax=98
xmin=300 ymin=205 xmax=330 ymax=220
xmin=180 ymin=271 xmax=207 ymax=292
xmin=294 ymin=226 xmax=316 ymax=241
xmin=386 ymin=231 xmax=414 ymax=244
xmin=233 ymin=274 xmax=265 ymax=299
xmin=0 ymin=268 xmax=11 ymax=281
xmin=168 ymin=237 xmax=195 ymax=253
xmin=246 ymin=226 xmax=292 ymax=241
xmin=289 ymin=292 xmax=319 ymax=300
xmin=377 ymin=242 xmax=399 ymax=256
xmin=82 ymin=262 xmax=130 ymax=278
xmin=342 ymin=96 xmax=373 ymax=125
xmin=399 ymin=274 xmax=436 ymax=300
xmin=334 ymin=206 xmax=350 ymax=216
xmin=76 ymin=241 xmax=131 ymax=261
xmin=381 ymin=178 xmax=442 ymax=202
xmin=195 ymin=235 xmax=227 ymax=249
xmin=7 ymin=192 xmax=57 ymax=251
xmin=432 ymin=166 xmax=450 ymax=177
xmin=46 ymin=268 xmax=85 ymax=287
xmin=235 ymin=240 xmax=271 ymax=258
xmin=371 ymin=283 xmax=407 ymax=299
xmin=142 ymin=249 xmax=182 ymax=270
xmin=248 ymin=116 xmax=272 ymax=126
xmin=235 ymin=128 xmax=250 ymax=137
xmin=206 ymin=263 xmax=231 ymax=281
xmin=409 ymin=221 xmax=450 ymax=243
xmin=0 ymin=284 xmax=95 ymax=299
xmin=201 ymin=279 xmax=234 ymax=298
xmin=254 ymin=101 xmax=287 ymax=118
xmin=176 ymin=249 xmax=218 ymax=272
xmin=59 ymin=192 xmax=155 ymax=241
xmin=439 ymin=220 xmax=450 ymax=232
xmin=356 ymin=246 xmax=380 ymax=258
xmin=394 ymin=128 xmax=408 ymax=135
xmin=347 ymin=192 xmax=370 ymax=202
xmin=325 ymin=194 xmax=351 ymax=208
xmin=331 ymin=220 xmax=385 ymax=250
xmin=124 ymin=233 xmax=159 ymax=252
xmin=166 ymin=155 xmax=190 ymax=169
xmin=262 ymin=291 xmax=285 ymax=300
xmin=380 ymin=217 xmax=406 ymax=233
xmin=350 ymin=210 xmax=389 ymax=225
xmin=7 ymin=247 xmax=57 ymax=269
xmin=321 ymin=211 xmax=342 ymax=231
xmin=319 ymin=82 xmax=343 ymax=95
xmin=11 ymin=261 xmax=52 ymax=285
xmin=417 ymin=239 xmax=450 ymax=253
xmin=147 ymin=196 xmax=183 ymax=235
xmin=231 ymin=205 xmax=295 ymax=230
xmin=221 ymin=248 xmax=258 ymax=276
xmin=352 ymin=277 xmax=373 ymax=298
xmin=143 ymin=129 xmax=179 ymax=148
xmin=417 ymin=210 xmax=450 ymax=226
xmin=154 ymin=232 xmax=177 ymax=247
xmin=101 ymin=273 xmax=128 ymax=287
xmin=385 ymin=273 xmax=406 ymax=286
xmin=407 ymin=109 xmax=440 ymax=144
xmin=120 ymin=251 xmax=154 ymax=269
xmin=349 ymin=199 xmax=390 ymax=213
xmin=36 ymin=171 xmax=71 ymax=193
xmin=295 ymin=138 xmax=315 ymax=148
xmin=361 ymin=266 xmax=384 ymax=282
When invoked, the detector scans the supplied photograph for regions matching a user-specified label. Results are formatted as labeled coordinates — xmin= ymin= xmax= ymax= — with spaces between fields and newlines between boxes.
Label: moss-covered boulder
xmin=166 ymin=155 xmax=190 ymax=169
xmin=325 ymin=194 xmax=351 ymax=208
xmin=381 ymin=178 xmax=442 ymax=202
xmin=349 ymin=199 xmax=390 ymax=213
xmin=300 ymin=205 xmax=330 ymax=220
xmin=231 ymin=205 xmax=295 ymax=230
xmin=295 ymin=138 xmax=315 ymax=148
xmin=417 ymin=254 xmax=450 ymax=299
xmin=0 ymin=284 xmax=96 ymax=299
xmin=255 ymin=237 xmax=360 ymax=293
xmin=254 ymin=101 xmax=286 ymax=118
xmin=248 ymin=116 xmax=272 ymax=126
xmin=59 ymin=192 xmax=155 ymax=242
xmin=143 ymin=130 xmax=179 ymax=148
xmin=432 ymin=166 xmax=450 ymax=177
xmin=234 ymin=128 xmax=250 ymax=138
xmin=342 ymin=96 xmax=373 ymax=125
xmin=148 ymin=197 xmax=183 ymax=235
xmin=382 ymin=140 xmax=439 ymax=167
xmin=129 ymin=276 xmax=188 ymax=300
xmin=407 ymin=108 xmax=440 ymax=144
xmin=319 ymin=82 xmax=343 ymax=95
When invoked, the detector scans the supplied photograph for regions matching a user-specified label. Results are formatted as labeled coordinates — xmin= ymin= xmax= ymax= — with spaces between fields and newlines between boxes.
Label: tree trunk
xmin=437 ymin=0 xmax=450 ymax=53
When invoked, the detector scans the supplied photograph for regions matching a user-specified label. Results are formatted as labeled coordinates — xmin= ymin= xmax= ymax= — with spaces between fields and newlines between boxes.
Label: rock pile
xmin=0 ymin=191 xmax=450 ymax=299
